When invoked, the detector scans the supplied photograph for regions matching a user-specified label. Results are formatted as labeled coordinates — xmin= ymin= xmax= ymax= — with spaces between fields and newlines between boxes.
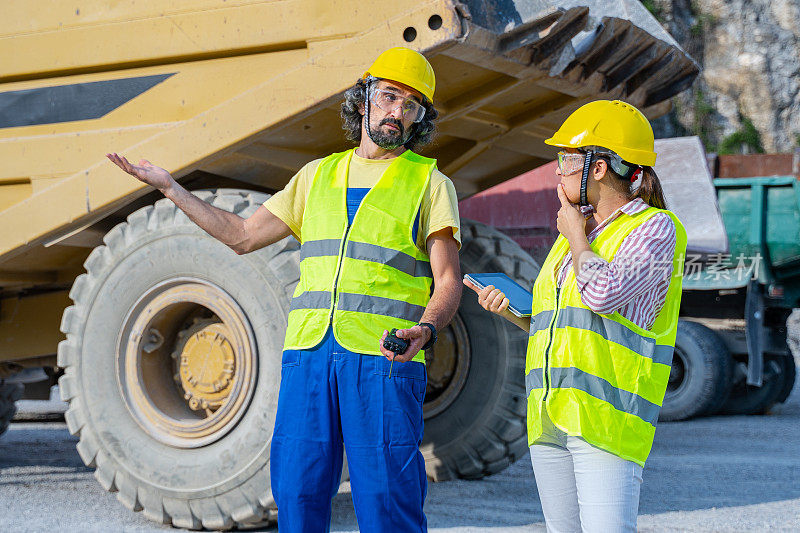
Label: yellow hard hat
xmin=545 ymin=100 xmax=657 ymax=166
xmin=363 ymin=47 xmax=436 ymax=103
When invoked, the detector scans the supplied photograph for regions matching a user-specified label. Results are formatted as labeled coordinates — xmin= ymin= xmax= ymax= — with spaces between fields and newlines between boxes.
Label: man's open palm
xmin=107 ymin=153 xmax=174 ymax=191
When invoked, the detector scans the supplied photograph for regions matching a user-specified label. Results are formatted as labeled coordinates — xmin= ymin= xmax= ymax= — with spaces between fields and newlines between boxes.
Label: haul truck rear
xmin=0 ymin=1 xmax=697 ymax=528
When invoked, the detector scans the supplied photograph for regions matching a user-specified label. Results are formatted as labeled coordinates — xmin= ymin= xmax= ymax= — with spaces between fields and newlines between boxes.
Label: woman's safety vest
xmin=283 ymin=149 xmax=435 ymax=363
xmin=526 ymin=206 xmax=687 ymax=466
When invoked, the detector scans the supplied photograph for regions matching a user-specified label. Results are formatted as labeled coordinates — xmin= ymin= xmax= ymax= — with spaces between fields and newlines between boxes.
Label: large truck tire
xmin=0 ymin=380 xmax=24 ymax=437
xmin=783 ymin=310 xmax=800 ymax=403
xmin=58 ymin=189 xmax=298 ymax=529
xmin=775 ymin=354 xmax=796 ymax=404
xmin=659 ymin=320 xmax=733 ymax=421
xmin=719 ymin=354 xmax=791 ymax=415
xmin=421 ymin=219 xmax=540 ymax=480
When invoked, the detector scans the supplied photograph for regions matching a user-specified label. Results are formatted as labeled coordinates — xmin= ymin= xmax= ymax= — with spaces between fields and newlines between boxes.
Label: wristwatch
xmin=418 ymin=322 xmax=437 ymax=351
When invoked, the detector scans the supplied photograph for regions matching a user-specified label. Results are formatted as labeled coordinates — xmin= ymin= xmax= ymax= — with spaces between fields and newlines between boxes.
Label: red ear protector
xmin=631 ymin=167 xmax=643 ymax=182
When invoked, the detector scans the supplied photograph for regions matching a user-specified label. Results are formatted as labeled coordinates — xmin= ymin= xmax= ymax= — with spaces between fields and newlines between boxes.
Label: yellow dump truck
xmin=0 ymin=0 xmax=697 ymax=528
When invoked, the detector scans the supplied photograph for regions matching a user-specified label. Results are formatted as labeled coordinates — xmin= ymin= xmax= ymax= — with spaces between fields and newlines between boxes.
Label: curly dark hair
xmin=340 ymin=77 xmax=438 ymax=151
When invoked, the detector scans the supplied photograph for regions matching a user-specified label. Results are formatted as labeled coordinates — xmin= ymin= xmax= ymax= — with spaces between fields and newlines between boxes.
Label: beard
xmin=368 ymin=117 xmax=407 ymax=150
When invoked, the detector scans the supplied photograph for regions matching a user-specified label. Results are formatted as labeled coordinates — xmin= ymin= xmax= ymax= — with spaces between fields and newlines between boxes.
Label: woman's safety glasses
xmin=370 ymin=87 xmax=426 ymax=123
xmin=556 ymin=151 xmax=586 ymax=175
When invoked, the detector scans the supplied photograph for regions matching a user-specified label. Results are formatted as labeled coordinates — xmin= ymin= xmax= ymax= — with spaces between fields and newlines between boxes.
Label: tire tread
xmin=659 ymin=320 xmax=732 ymax=421
xmin=58 ymin=189 xmax=281 ymax=529
xmin=0 ymin=380 xmax=24 ymax=437
xmin=430 ymin=219 xmax=540 ymax=480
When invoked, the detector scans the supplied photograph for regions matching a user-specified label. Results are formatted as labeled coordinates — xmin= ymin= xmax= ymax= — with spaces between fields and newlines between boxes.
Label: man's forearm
xmin=162 ymin=183 xmax=248 ymax=251
xmin=420 ymin=276 xmax=462 ymax=331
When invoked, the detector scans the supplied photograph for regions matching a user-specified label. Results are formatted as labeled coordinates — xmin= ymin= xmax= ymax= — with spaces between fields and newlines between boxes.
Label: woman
xmin=464 ymin=100 xmax=687 ymax=532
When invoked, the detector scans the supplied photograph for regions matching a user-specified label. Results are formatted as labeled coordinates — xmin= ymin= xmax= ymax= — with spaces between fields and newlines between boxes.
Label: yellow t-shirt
xmin=263 ymin=151 xmax=461 ymax=252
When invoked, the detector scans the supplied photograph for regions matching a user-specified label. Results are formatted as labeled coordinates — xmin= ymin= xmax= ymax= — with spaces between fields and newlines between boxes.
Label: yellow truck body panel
xmin=0 ymin=0 xmax=697 ymax=361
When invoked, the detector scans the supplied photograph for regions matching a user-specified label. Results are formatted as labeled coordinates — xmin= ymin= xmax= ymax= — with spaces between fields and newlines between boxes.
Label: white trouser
xmin=529 ymin=410 xmax=643 ymax=533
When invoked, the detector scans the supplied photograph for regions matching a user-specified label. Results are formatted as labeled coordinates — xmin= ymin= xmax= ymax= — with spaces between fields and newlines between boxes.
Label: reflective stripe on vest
xmin=525 ymin=206 xmax=687 ymax=466
xmin=290 ymin=291 xmax=426 ymax=323
xmin=551 ymin=306 xmax=674 ymax=366
xmin=300 ymin=239 xmax=433 ymax=278
xmin=525 ymin=366 xmax=660 ymax=426
xmin=283 ymin=149 xmax=435 ymax=361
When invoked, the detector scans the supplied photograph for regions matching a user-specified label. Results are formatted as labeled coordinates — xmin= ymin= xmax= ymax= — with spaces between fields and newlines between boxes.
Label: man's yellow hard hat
xmin=363 ymin=47 xmax=436 ymax=103
xmin=545 ymin=100 xmax=657 ymax=166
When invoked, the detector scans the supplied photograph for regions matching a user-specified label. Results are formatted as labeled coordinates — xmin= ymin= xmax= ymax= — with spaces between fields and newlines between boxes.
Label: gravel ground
xmin=2 ymin=353 xmax=799 ymax=532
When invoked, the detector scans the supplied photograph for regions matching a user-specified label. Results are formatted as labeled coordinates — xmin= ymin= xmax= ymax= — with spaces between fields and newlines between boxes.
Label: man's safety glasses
xmin=370 ymin=87 xmax=426 ymax=123
xmin=556 ymin=151 xmax=586 ymax=175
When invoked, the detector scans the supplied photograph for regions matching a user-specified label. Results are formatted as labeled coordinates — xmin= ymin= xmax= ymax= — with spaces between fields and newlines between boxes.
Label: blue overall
xmin=270 ymin=189 xmax=428 ymax=532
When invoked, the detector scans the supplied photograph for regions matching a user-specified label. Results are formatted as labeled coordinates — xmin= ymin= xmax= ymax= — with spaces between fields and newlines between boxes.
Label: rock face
xmin=648 ymin=0 xmax=800 ymax=153
xmin=789 ymin=309 xmax=800 ymax=360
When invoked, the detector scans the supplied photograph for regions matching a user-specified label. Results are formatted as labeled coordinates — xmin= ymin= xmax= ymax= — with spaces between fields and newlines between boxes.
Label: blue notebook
xmin=463 ymin=273 xmax=533 ymax=317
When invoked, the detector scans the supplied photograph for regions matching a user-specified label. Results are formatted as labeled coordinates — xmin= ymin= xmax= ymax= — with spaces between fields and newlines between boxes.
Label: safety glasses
xmin=556 ymin=151 xmax=586 ymax=175
xmin=370 ymin=87 xmax=426 ymax=123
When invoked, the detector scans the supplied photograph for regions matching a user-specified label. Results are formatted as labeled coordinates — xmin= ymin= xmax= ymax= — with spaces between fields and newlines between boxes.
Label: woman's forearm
xmin=506 ymin=312 xmax=531 ymax=332
xmin=566 ymin=234 xmax=595 ymax=277
xmin=570 ymin=213 xmax=677 ymax=315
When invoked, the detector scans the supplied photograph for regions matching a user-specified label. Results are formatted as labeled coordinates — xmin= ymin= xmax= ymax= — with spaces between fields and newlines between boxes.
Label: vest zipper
xmin=541 ymin=285 xmax=561 ymax=401
xmin=329 ymin=223 xmax=352 ymax=324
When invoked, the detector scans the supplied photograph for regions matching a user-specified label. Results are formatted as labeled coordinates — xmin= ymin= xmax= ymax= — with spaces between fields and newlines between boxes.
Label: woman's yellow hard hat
xmin=545 ymin=100 xmax=657 ymax=166
xmin=363 ymin=47 xmax=436 ymax=103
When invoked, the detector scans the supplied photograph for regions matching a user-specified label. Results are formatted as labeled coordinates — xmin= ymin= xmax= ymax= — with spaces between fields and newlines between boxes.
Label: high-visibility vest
xmin=283 ymin=148 xmax=435 ymax=363
xmin=525 ymin=206 xmax=687 ymax=466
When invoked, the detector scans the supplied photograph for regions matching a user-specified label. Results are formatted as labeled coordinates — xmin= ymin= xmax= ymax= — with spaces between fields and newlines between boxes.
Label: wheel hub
xmin=174 ymin=320 xmax=237 ymax=412
xmin=666 ymin=348 xmax=688 ymax=394
xmin=117 ymin=278 xmax=257 ymax=448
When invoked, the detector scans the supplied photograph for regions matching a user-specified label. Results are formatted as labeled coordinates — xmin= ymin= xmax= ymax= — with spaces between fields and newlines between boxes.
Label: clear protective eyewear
xmin=556 ymin=151 xmax=586 ymax=175
xmin=370 ymin=87 xmax=426 ymax=123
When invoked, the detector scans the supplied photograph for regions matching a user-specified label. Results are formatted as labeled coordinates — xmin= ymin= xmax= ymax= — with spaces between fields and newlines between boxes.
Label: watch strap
xmin=418 ymin=322 xmax=437 ymax=351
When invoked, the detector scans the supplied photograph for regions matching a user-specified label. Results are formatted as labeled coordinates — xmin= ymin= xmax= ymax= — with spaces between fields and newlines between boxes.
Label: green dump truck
xmin=0 ymin=1 xmax=698 ymax=528
xmin=458 ymin=137 xmax=798 ymax=422
xmin=665 ymin=176 xmax=799 ymax=420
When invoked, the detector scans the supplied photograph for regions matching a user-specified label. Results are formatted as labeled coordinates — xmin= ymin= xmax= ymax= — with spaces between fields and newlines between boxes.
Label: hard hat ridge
xmin=545 ymin=100 xmax=657 ymax=167
xmin=363 ymin=47 xmax=436 ymax=103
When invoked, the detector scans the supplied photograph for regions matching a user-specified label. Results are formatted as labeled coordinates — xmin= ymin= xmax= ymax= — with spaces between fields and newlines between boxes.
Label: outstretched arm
xmin=107 ymin=153 xmax=291 ymax=254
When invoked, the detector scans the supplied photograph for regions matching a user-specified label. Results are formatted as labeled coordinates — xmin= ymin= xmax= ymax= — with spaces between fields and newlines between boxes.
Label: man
xmin=107 ymin=47 xmax=462 ymax=532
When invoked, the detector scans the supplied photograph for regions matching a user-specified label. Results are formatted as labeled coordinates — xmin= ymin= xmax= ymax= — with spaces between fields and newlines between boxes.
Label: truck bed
xmin=0 ymin=0 xmax=698 ymax=293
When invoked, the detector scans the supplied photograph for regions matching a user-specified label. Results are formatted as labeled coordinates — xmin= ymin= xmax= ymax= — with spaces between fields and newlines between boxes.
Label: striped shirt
xmin=557 ymin=198 xmax=677 ymax=330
